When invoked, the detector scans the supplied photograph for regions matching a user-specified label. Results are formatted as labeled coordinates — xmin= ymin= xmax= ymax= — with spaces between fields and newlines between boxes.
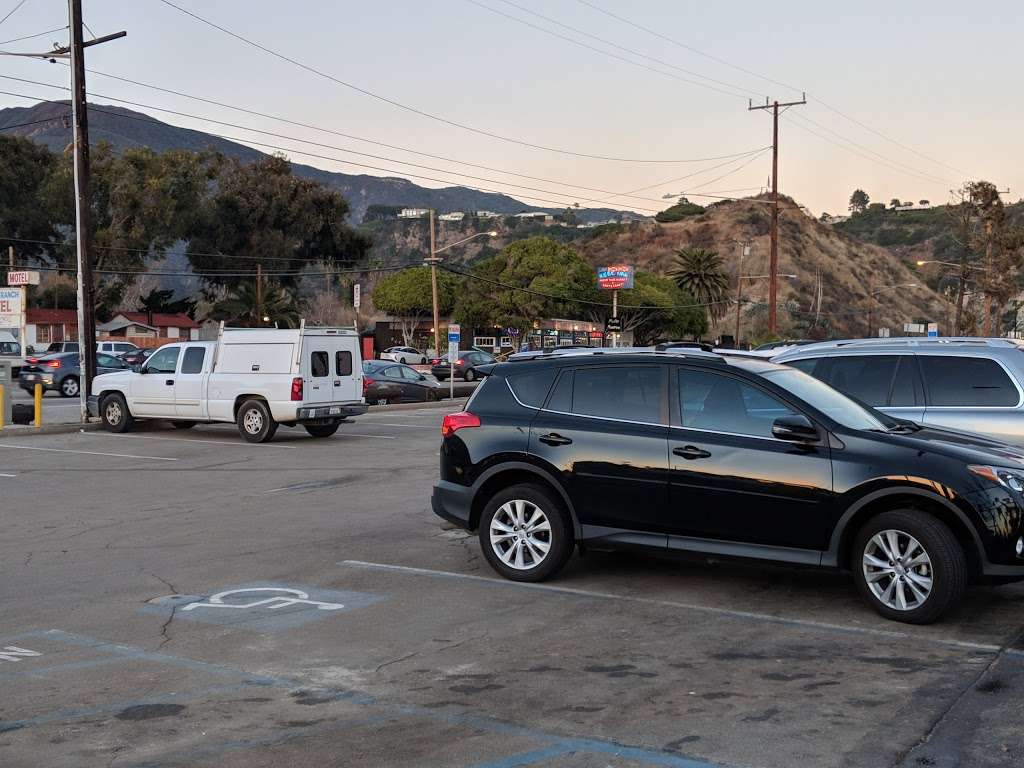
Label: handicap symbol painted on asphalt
xmin=140 ymin=583 xmax=385 ymax=632
xmin=181 ymin=587 xmax=345 ymax=613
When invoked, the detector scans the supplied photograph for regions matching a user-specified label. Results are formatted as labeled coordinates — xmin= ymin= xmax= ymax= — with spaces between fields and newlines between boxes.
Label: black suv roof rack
xmin=506 ymin=347 xmax=727 ymax=363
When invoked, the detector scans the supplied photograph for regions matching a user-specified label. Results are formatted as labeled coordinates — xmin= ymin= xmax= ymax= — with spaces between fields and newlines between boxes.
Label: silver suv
xmin=771 ymin=338 xmax=1024 ymax=445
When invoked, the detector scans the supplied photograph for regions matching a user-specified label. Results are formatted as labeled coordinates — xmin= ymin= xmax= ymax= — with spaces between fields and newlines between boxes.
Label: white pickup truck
xmin=88 ymin=325 xmax=368 ymax=442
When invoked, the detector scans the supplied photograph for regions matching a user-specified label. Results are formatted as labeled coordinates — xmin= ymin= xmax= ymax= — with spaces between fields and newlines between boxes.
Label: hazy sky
xmin=2 ymin=0 xmax=1021 ymax=216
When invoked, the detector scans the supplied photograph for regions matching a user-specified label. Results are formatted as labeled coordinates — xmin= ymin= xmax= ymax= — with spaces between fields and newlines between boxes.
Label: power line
xmin=0 ymin=0 xmax=29 ymax=28
xmin=0 ymin=111 xmax=68 ymax=129
xmin=0 ymin=24 xmax=65 ymax=45
xmin=0 ymin=76 xmax=760 ymax=206
xmin=465 ymin=0 xmax=752 ymax=100
xmin=154 ymin=0 xmax=738 ymax=165
xmin=576 ymin=0 xmax=972 ymax=179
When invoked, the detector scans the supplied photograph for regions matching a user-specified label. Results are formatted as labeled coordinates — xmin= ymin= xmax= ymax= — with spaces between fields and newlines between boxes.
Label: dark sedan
xmin=19 ymin=352 xmax=129 ymax=398
xmin=361 ymin=367 xmax=404 ymax=406
xmin=430 ymin=349 xmax=496 ymax=382
xmin=119 ymin=347 xmax=154 ymax=366
xmin=363 ymin=360 xmax=443 ymax=403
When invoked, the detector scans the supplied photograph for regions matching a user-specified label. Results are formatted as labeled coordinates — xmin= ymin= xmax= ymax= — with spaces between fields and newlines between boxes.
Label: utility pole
xmin=734 ymin=241 xmax=751 ymax=347
xmin=749 ymin=94 xmax=806 ymax=335
xmin=426 ymin=210 xmax=441 ymax=357
xmin=256 ymin=263 xmax=263 ymax=325
xmin=60 ymin=1 xmax=126 ymax=422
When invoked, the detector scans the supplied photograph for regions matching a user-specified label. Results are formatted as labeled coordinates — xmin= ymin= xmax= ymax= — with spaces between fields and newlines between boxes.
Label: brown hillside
xmin=576 ymin=197 xmax=950 ymax=340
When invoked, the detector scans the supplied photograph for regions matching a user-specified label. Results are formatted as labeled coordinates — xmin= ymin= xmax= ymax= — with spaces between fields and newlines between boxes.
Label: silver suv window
xmin=920 ymin=356 xmax=1019 ymax=407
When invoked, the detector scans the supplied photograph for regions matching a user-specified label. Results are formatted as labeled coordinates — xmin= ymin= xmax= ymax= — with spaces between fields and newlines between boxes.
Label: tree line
xmin=0 ymin=135 xmax=370 ymax=323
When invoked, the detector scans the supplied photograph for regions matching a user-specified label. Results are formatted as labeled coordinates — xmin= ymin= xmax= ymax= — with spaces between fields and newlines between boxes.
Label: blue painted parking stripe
xmin=467 ymin=746 xmax=573 ymax=768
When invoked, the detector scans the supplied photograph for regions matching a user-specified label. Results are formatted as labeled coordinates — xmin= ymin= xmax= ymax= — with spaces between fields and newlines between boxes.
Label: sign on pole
xmin=6 ymin=271 xmax=40 ymax=287
xmin=605 ymin=317 xmax=623 ymax=333
xmin=597 ymin=265 xmax=634 ymax=290
xmin=0 ymin=287 xmax=24 ymax=329
xmin=447 ymin=324 xmax=460 ymax=399
xmin=927 ymin=322 xmax=939 ymax=337
xmin=903 ymin=322 xmax=925 ymax=334
xmin=352 ymin=283 xmax=361 ymax=310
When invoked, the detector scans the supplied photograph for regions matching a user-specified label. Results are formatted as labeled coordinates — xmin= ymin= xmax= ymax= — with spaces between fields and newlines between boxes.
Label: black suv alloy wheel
xmin=478 ymin=484 xmax=574 ymax=582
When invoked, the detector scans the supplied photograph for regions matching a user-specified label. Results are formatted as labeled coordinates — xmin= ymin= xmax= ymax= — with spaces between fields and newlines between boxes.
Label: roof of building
xmin=114 ymin=312 xmax=199 ymax=329
xmin=26 ymin=308 xmax=79 ymax=324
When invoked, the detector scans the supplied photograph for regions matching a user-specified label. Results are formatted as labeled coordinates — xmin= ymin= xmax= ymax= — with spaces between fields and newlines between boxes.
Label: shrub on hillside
xmin=655 ymin=199 xmax=705 ymax=223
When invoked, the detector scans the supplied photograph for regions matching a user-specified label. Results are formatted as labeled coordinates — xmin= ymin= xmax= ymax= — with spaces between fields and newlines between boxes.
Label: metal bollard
xmin=34 ymin=382 xmax=42 ymax=427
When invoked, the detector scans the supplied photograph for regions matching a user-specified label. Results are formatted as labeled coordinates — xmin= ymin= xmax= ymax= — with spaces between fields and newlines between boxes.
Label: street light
xmin=915 ymin=260 xmax=988 ymax=271
xmin=867 ymin=283 xmax=918 ymax=337
xmin=423 ymin=214 xmax=497 ymax=355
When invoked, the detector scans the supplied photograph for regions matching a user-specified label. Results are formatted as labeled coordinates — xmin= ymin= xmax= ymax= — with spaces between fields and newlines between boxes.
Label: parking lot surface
xmin=2 ymin=407 xmax=1023 ymax=767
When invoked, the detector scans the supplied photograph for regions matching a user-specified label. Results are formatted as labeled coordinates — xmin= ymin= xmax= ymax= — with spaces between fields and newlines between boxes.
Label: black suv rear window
xmin=920 ymin=356 xmax=1019 ymax=406
xmin=568 ymin=366 xmax=663 ymax=423
xmin=508 ymin=370 xmax=557 ymax=407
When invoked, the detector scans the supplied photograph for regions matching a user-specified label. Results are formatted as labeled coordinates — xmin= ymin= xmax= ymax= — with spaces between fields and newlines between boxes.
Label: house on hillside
xmin=514 ymin=212 xmax=554 ymax=223
xmin=397 ymin=208 xmax=430 ymax=219
xmin=98 ymin=312 xmax=199 ymax=340
xmin=475 ymin=210 xmax=500 ymax=218
xmin=438 ymin=212 xmax=465 ymax=222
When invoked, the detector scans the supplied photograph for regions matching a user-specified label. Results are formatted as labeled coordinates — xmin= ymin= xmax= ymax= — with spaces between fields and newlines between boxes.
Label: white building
xmin=475 ymin=210 xmax=500 ymax=218
xmin=398 ymin=208 xmax=430 ymax=219
xmin=438 ymin=212 xmax=465 ymax=222
xmin=514 ymin=212 xmax=554 ymax=223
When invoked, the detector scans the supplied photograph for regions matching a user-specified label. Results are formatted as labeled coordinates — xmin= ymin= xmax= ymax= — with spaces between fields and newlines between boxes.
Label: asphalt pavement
xmin=1 ymin=409 xmax=1023 ymax=767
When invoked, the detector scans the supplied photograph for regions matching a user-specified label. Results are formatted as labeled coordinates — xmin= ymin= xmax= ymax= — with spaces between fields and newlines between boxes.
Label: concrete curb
xmin=0 ymin=420 xmax=104 ymax=438
xmin=368 ymin=398 xmax=468 ymax=413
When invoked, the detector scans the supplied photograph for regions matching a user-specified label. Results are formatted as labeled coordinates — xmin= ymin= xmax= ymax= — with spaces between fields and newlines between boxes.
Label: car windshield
xmin=760 ymin=367 xmax=893 ymax=431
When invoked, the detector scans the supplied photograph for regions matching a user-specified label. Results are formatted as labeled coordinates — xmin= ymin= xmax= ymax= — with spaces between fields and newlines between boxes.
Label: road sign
xmin=605 ymin=317 xmax=622 ymax=333
xmin=6 ymin=271 xmax=40 ymax=286
xmin=597 ymin=265 xmax=634 ymax=290
xmin=353 ymin=283 xmax=361 ymax=309
xmin=903 ymin=322 xmax=925 ymax=334
xmin=448 ymin=323 xmax=461 ymax=343
xmin=0 ymin=287 xmax=24 ymax=328
xmin=927 ymin=322 xmax=939 ymax=337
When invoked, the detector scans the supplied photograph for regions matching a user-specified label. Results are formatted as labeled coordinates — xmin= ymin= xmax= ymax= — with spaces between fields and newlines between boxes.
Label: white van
xmin=89 ymin=324 xmax=367 ymax=442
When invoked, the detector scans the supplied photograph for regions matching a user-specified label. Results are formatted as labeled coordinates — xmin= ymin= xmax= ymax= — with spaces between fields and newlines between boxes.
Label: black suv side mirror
xmin=772 ymin=414 xmax=819 ymax=443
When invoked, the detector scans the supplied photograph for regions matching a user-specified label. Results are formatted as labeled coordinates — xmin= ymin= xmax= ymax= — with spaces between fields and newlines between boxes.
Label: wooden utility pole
xmin=60 ymin=1 xmax=125 ymax=422
xmin=734 ymin=241 xmax=751 ymax=347
xmin=749 ymin=95 xmax=806 ymax=335
xmin=426 ymin=210 xmax=441 ymax=357
xmin=256 ymin=263 xmax=263 ymax=325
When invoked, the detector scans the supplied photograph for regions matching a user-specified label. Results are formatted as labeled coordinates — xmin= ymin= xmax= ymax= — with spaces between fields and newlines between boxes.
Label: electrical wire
xmin=0 ymin=0 xmax=28 ymax=29
xmin=0 ymin=24 xmax=64 ymax=45
xmin=576 ymin=0 xmax=972 ymax=179
xmin=465 ymin=0 xmax=752 ymax=100
xmin=0 ymin=111 xmax=68 ymax=129
xmin=0 ymin=75 xmax=758 ymax=206
xmin=155 ymin=0 xmax=743 ymax=165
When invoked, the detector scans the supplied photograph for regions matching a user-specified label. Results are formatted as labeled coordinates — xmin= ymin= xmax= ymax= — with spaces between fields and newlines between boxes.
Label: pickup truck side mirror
xmin=772 ymin=414 xmax=819 ymax=443
xmin=134 ymin=364 xmax=145 ymax=373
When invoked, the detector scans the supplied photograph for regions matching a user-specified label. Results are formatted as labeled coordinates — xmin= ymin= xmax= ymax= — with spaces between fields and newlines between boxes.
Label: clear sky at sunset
xmin=2 ymin=0 xmax=1020 ymax=216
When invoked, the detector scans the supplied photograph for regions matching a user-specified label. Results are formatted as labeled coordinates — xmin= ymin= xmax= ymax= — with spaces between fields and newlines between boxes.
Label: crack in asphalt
xmin=892 ymin=624 xmax=1024 ymax=767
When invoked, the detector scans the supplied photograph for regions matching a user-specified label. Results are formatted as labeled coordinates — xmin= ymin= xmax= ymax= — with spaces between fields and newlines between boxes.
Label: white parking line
xmin=82 ymin=433 xmax=294 ymax=449
xmin=339 ymin=560 xmax=1008 ymax=655
xmin=341 ymin=433 xmax=396 ymax=440
xmin=356 ymin=422 xmax=436 ymax=429
xmin=0 ymin=444 xmax=177 ymax=461
xmin=0 ymin=473 xmax=16 ymax=478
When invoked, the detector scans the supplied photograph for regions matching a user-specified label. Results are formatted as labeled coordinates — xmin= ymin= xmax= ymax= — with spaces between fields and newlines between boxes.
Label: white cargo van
xmin=89 ymin=324 xmax=367 ymax=442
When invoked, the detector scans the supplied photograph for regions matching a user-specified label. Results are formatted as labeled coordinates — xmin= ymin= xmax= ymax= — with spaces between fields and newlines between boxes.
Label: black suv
xmin=433 ymin=349 xmax=1024 ymax=624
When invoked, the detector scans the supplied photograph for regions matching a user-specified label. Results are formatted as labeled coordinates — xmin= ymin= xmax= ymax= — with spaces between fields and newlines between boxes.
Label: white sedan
xmin=380 ymin=346 xmax=428 ymax=365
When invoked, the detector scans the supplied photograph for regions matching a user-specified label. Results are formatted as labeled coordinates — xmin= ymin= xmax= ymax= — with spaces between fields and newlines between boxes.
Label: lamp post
xmin=733 ymin=241 xmax=751 ymax=348
xmin=423 ymin=219 xmax=497 ymax=355
xmin=867 ymin=283 xmax=918 ymax=338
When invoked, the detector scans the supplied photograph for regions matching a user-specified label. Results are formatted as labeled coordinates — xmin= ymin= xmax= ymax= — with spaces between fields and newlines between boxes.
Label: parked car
xmin=433 ymin=347 xmax=1024 ymax=624
xmin=119 ymin=347 xmax=154 ymax=366
xmin=362 ymin=369 xmax=404 ymax=406
xmin=0 ymin=330 xmax=28 ymax=377
xmin=771 ymin=337 xmax=1024 ymax=446
xmin=363 ymin=360 xmax=443 ymax=402
xmin=20 ymin=352 xmax=129 ymax=398
xmin=40 ymin=341 xmax=139 ymax=356
xmin=380 ymin=346 xmax=428 ymax=365
xmin=89 ymin=327 xmax=368 ymax=442
xmin=431 ymin=349 xmax=495 ymax=382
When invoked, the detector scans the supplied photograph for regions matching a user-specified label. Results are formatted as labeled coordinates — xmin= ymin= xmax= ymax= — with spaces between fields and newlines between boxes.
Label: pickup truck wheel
xmin=59 ymin=376 xmax=80 ymax=398
xmin=304 ymin=423 xmax=340 ymax=438
xmin=237 ymin=399 xmax=278 ymax=443
xmin=101 ymin=394 xmax=134 ymax=433
xmin=171 ymin=421 xmax=196 ymax=430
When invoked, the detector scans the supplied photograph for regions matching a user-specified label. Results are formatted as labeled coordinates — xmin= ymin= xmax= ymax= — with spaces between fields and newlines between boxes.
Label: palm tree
xmin=670 ymin=247 xmax=730 ymax=325
xmin=210 ymin=280 xmax=303 ymax=328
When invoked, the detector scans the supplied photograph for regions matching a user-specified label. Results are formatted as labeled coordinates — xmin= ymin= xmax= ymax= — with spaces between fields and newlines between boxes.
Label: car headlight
xmin=968 ymin=465 xmax=1024 ymax=493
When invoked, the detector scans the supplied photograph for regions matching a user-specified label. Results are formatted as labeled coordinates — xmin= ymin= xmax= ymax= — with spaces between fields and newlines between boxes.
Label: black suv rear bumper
xmin=432 ymin=480 xmax=473 ymax=528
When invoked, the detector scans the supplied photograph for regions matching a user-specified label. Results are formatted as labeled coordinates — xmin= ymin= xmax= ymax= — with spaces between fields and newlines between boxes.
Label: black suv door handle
xmin=673 ymin=445 xmax=711 ymax=460
xmin=539 ymin=432 xmax=573 ymax=446
xmin=165 ymin=379 xmax=174 ymax=386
